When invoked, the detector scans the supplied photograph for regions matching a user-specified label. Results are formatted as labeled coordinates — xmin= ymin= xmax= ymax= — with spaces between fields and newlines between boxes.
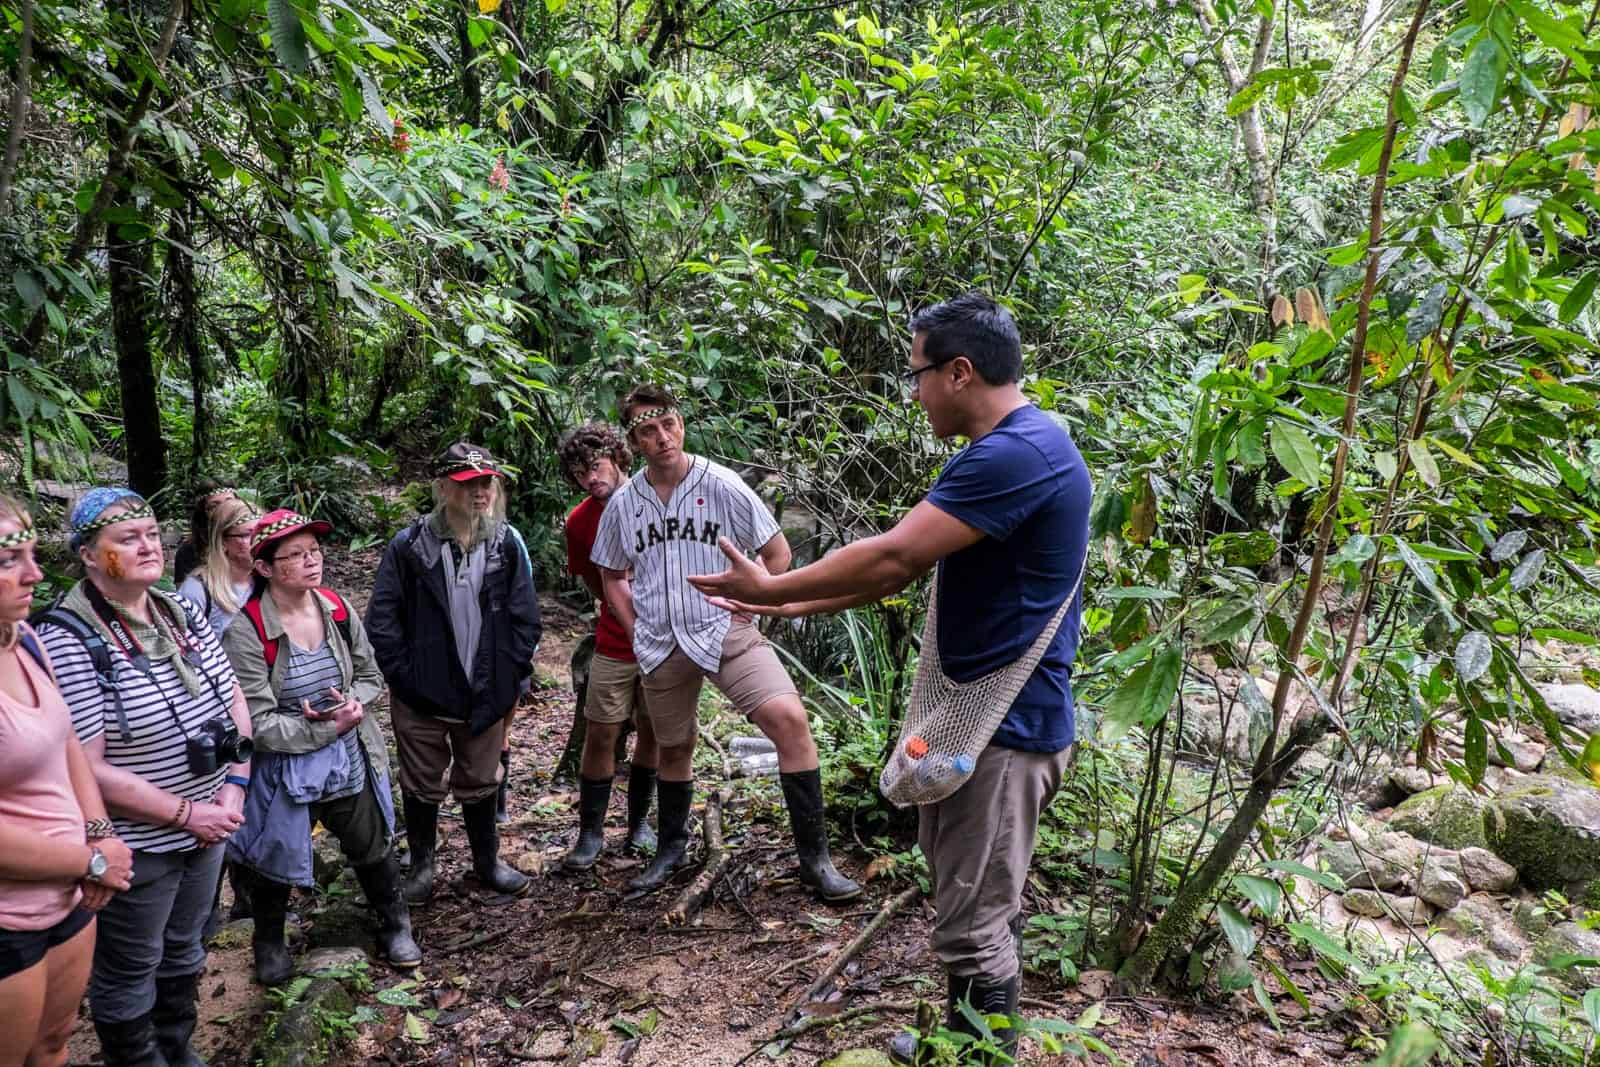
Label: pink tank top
xmin=0 ymin=627 xmax=85 ymax=931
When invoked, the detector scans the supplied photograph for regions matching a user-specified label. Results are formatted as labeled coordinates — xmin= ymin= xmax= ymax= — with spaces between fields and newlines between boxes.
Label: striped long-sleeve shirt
xmin=39 ymin=595 xmax=238 ymax=853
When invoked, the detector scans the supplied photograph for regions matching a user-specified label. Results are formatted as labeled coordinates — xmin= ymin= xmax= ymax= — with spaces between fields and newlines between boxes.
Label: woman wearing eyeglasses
xmin=172 ymin=481 xmax=240 ymax=587
xmin=36 ymin=488 xmax=252 ymax=1067
xmin=221 ymin=510 xmax=421 ymax=987
xmin=0 ymin=493 xmax=135 ymax=1067
xmin=177 ymin=498 xmax=259 ymax=639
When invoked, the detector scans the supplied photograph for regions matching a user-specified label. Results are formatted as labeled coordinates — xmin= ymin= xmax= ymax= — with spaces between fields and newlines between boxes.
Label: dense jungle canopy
xmin=7 ymin=0 xmax=1600 ymax=1064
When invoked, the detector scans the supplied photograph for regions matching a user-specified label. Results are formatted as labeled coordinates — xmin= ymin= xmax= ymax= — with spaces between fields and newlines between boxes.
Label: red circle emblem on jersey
xmin=696 ymin=498 xmax=705 ymax=506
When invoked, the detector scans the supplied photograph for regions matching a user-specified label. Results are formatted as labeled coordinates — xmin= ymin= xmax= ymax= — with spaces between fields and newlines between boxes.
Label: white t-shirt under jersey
xmin=590 ymin=455 xmax=781 ymax=674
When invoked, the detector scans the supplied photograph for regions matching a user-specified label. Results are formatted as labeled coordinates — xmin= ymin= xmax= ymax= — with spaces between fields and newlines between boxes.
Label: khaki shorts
xmin=641 ymin=622 xmax=798 ymax=747
xmin=584 ymin=652 xmax=644 ymax=725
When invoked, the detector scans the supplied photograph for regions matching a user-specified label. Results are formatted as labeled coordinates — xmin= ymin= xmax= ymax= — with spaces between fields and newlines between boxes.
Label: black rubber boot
xmin=779 ymin=769 xmax=862 ymax=903
xmin=626 ymin=778 xmax=691 ymax=892
xmin=354 ymin=852 xmax=423 ymax=969
xmin=462 ymin=796 xmax=531 ymax=896
xmin=563 ymin=776 xmax=611 ymax=871
xmin=151 ymin=972 xmax=206 ymax=1067
xmin=94 ymin=1015 xmax=171 ymax=1067
xmin=624 ymin=764 xmax=657 ymax=854
xmin=247 ymin=873 xmax=294 ymax=987
xmin=401 ymin=793 xmax=438 ymax=905
xmin=496 ymin=749 xmax=512 ymax=823
xmin=227 ymin=861 xmax=253 ymax=921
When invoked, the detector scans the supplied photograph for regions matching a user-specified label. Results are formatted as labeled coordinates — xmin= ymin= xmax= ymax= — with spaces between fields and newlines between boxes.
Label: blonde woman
xmin=0 ymin=494 xmax=134 ymax=1067
xmin=178 ymin=497 xmax=259 ymax=638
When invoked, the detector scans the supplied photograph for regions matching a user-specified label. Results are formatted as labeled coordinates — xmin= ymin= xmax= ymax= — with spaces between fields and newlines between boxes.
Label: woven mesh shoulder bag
xmin=880 ymin=546 xmax=1087 ymax=808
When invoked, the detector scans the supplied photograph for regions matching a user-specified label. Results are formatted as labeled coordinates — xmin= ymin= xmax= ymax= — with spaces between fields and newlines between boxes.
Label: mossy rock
xmin=1484 ymin=775 xmax=1600 ymax=892
xmin=821 ymin=1053 xmax=896 ymax=1067
xmin=1391 ymin=785 xmax=1489 ymax=851
xmin=254 ymin=977 xmax=355 ymax=1067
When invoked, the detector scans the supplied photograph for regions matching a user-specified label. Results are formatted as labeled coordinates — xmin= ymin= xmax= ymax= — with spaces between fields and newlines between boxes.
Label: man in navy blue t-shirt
xmin=690 ymin=292 xmax=1090 ymax=1063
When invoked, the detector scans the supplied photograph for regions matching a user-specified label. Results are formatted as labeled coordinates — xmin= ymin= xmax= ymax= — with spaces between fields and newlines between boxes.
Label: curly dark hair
xmin=557 ymin=421 xmax=633 ymax=489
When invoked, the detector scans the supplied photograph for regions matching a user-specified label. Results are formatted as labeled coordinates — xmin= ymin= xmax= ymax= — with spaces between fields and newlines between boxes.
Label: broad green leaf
xmin=267 ymin=0 xmax=311 ymax=73
xmin=1234 ymin=874 xmax=1283 ymax=918
xmin=1374 ymin=451 xmax=1397 ymax=481
xmin=1266 ymin=860 xmax=1345 ymax=892
xmin=1100 ymin=642 xmax=1182 ymax=741
xmin=1585 ymin=988 xmax=1600 ymax=1033
xmin=1562 ymin=271 xmax=1599 ymax=323
xmin=12 ymin=270 xmax=44 ymax=309
xmin=1405 ymin=282 xmax=1446 ymax=344
xmin=1101 ymin=586 xmax=1179 ymax=601
xmin=1490 ymin=530 xmax=1527 ymax=562
xmin=1507 ymin=1 xmax=1592 ymax=76
xmin=1217 ymin=902 xmax=1256 ymax=958
xmin=1454 ymin=631 xmax=1492 ymax=682
xmin=356 ymin=68 xmax=392 ymax=133
xmin=1270 ymin=421 xmax=1321 ymax=488
xmin=1407 ymin=439 xmax=1440 ymax=489
xmin=1364 ymin=1022 xmax=1441 ymax=1067
xmin=1458 ymin=36 xmax=1507 ymax=127
xmin=1510 ymin=548 xmax=1547 ymax=592
xmin=1286 ymin=922 xmax=1357 ymax=968
xmin=1392 ymin=537 xmax=1451 ymax=611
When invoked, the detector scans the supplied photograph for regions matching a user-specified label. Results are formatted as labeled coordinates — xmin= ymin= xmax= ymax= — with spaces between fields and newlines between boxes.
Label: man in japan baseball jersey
xmin=590 ymin=383 xmax=860 ymax=902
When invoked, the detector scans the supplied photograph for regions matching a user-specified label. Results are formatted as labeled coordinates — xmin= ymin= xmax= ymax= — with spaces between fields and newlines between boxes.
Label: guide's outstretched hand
xmin=689 ymin=536 xmax=778 ymax=610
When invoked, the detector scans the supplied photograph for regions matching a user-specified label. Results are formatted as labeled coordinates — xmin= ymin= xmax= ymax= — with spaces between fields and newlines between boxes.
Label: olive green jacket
xmin=221 ymin=589 xmax=388 ymax=758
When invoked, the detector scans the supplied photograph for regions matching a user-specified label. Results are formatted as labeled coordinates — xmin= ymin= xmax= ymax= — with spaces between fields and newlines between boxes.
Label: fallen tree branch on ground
xmin=665 ymin=786 xmax=731 ymax=925
xmin=788 ymin=884 xmax=924 ymax=1024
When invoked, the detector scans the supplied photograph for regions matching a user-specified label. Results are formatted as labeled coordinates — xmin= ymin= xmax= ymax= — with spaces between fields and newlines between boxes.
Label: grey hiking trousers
xmin=918 ymin=742 xmax=1072 ymax=982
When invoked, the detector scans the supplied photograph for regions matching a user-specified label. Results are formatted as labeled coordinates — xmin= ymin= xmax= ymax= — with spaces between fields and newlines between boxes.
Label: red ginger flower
xmin=489 ymin=157 xmax=509 ymax=192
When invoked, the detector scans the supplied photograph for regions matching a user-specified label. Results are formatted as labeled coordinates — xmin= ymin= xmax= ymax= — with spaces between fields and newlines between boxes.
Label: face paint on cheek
xmin=101 ymin=549 xmax=125 ymax=580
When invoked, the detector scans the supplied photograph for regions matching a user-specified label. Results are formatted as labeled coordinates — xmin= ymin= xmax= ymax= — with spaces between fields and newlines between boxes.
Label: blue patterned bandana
xmin=70 ymin=488 xmax=150 ymax=550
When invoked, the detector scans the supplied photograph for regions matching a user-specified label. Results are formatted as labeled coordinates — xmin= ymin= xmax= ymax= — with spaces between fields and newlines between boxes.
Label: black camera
xmin=187 ymin=717 xmax=254 ymax=776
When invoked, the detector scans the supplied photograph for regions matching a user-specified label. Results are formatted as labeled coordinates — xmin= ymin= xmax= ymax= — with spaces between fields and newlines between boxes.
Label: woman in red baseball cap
xmin=221 ymin=510 xmax=421 ymax=986
xmin=366 ymin=443 xmax=541 ymax=904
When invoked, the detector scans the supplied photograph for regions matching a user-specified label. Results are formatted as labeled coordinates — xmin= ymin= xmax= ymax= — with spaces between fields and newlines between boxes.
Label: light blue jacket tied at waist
xmin=222 ymin=589 xmax=396 ymax=887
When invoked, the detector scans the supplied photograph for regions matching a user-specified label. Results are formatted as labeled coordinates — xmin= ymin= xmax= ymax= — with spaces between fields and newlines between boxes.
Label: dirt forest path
xmin=69 ymin=546 xmax=1360 ymax=1067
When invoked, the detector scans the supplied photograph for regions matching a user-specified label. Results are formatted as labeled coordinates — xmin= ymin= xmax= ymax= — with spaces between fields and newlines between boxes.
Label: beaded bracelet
xmin=172 ymin=797 xmax=191 ymax=828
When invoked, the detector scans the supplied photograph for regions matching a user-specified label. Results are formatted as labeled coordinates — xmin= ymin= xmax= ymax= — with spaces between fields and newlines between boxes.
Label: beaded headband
xmin=251 ymin=512 xmax=313 ymax=552
xmin=0 ymin=522 xmax=36 ymax=550
xmin=73 ymin=501 xmax=155 ymax=541
xmin=624 ymin=406 xmax=676 ymax=433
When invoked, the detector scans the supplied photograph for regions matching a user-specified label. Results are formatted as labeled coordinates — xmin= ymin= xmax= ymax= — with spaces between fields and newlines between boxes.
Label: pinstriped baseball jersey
xmin=590 ymin=455 xmax=781 ymax=673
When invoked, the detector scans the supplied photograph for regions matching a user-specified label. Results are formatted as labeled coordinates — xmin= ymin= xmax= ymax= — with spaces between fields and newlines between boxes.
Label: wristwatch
xmin=85 ymin=847 xmax=109 ymax=882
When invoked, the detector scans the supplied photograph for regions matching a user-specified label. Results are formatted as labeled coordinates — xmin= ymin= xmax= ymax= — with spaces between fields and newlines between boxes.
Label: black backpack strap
xmin=31 ymin=607 xmax=133 ymax=744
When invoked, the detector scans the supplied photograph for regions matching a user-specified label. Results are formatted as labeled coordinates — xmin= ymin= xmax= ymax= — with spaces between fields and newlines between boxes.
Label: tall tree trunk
xmin=109 ymin=188 xmax=167 ymax=501
xmin=458 ymin=0 xmax=482 ymax=128
xmin=0 ymin=0 xmax=34 ymax=219
xmin=166 ymin=193 xmax=211 ymax=479
xmin=1191 ymin=0 xmax=1278 ymax=302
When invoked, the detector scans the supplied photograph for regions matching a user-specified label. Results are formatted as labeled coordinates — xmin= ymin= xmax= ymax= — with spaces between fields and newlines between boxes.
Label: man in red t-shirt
xmin=559 ymin=422 xmax=660 ymax=869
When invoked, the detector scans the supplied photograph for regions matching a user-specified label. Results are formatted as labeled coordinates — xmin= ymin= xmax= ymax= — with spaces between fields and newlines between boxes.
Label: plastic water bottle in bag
xmin=914 ymin=753 xmax=975 ymax=789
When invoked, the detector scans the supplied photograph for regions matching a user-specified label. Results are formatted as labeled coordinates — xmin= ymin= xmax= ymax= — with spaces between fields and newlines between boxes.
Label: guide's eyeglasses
xmin=901 ymin=355 xmax=957 ymax=383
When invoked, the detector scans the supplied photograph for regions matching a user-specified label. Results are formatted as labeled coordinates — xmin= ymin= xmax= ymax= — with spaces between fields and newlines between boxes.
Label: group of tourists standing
xmin=0 ymin=292 xmax=1088 ymax=1067
xmin=0 ymin=443 xmax=541 ymax=1067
